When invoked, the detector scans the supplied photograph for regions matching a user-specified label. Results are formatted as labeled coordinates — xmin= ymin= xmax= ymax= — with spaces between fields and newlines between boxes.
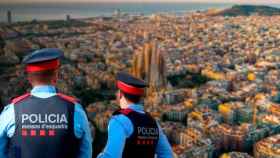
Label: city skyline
xmin=1 ymin=0 xmax=280 ymax=4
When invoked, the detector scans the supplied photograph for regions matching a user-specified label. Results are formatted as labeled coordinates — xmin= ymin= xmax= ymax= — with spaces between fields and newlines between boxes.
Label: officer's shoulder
xmin=112 ymin=109 xmax=133 ymax=116
xmin=111 ymin=110 xmax=133 ymax=125
xmin=57 ymin=93 xmax=80 ymax=104
xmin=110 ymin=112 xmax=134 ymax=135
xmin=11 ymin=93 xmax=31 ymax=104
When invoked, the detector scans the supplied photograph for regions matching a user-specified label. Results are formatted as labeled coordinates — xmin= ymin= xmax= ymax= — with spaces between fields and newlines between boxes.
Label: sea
xmin=0 ymin=2 xmax=280 ymax=22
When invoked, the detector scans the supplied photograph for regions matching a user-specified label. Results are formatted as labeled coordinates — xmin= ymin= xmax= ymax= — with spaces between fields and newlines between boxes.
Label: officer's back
xmin=98 ymin=72 xmax=173 ymax=158
xmin=0 ymin=48 xmax=92 ymax=158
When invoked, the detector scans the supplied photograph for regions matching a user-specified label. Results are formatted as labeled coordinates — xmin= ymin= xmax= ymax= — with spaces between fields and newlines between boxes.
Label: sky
xmin=1 ymin=0 xmax=280 ymax=3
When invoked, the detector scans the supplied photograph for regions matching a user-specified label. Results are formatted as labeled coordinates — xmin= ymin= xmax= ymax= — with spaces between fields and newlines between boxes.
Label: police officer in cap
xmin=0 ymin=48 xmax=92 ymax=158
xmin=98 ymin=72 xmax=173 ymax=158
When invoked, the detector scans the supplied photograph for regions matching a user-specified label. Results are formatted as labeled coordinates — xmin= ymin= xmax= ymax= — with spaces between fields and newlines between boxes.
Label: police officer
xmin=98 ymin=72 xmax=173 ymax=158
xmin=0 ymin=48 xmax=92 ymax=158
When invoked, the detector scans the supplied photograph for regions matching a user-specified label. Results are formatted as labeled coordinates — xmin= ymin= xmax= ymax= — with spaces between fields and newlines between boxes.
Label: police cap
xmin=22 ymin=48 xmax=63 ymax=73
xmin=116 ymin=72 xmax=147 ymax=96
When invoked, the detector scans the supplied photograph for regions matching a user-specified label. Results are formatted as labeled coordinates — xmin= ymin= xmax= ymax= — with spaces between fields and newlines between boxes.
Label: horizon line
xmin=1 ymin=1 xmax=280 ymax=4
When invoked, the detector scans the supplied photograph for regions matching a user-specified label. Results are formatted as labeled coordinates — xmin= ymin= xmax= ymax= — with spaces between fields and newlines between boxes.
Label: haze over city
xmin=1 ymin=0 xmax=280 ymax=4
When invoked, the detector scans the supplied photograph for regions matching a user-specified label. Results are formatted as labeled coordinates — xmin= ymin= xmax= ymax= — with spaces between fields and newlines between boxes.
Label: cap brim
xmin=22 ymin=48 xmax=63 ymax=64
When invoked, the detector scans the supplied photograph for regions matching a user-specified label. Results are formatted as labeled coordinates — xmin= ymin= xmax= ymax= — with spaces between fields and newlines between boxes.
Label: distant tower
xmin=7 ymin=10 xmax=12 ymax=24
xmin=66 ymin=14 xmax=71 ymax=21
xmin=130 ymin=41 xmax=167 ymax=96
xmin=114 ymin=9 xmax=121 ymax=17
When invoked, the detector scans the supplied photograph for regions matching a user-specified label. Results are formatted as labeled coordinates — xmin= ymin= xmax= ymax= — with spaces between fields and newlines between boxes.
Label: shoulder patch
xmin=115 ymin=109 xmax=133 ymax=115
xmin=12 ymin=93 xmax=31 ymax=104
xmin=120 ymin=109 xmax=133 ymax=115
xmin=57 ymin=93 xmax=79 ymax=104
